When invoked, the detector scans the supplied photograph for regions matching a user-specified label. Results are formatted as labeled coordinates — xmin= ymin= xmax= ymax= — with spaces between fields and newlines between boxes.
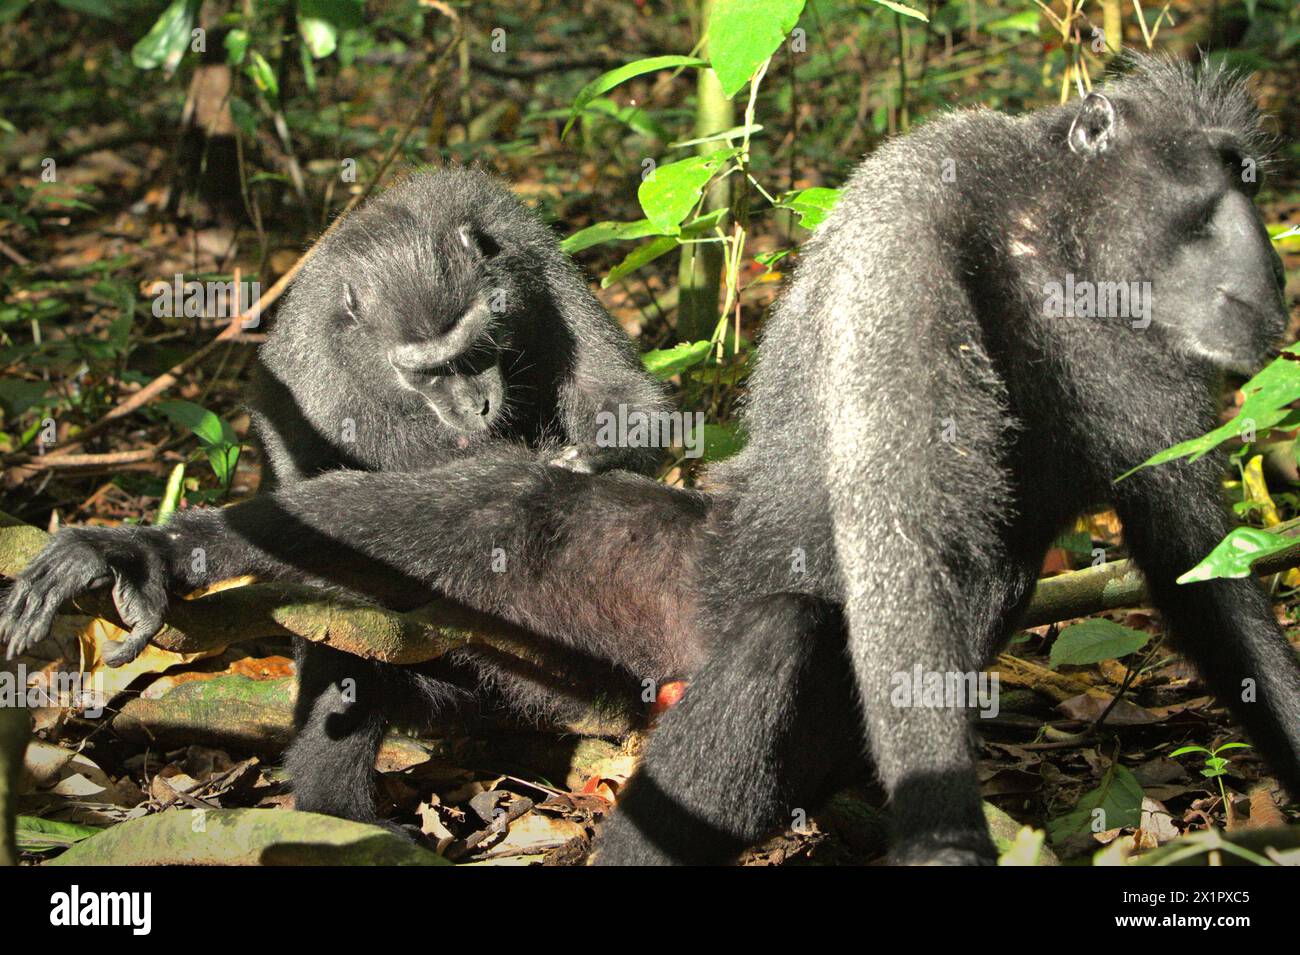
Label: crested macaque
xmin=4 ymin=167 xmax=675 ymax=828
xmin=4 ymin=60 xmax=1298 ymax=863
xmin=252 ymin=166 xmax=668 ymax=485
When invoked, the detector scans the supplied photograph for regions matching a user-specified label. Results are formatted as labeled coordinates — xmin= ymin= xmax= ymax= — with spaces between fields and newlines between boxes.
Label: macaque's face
xmin=342 ymin=225 xmax=509 ymax=433
xmin=387 ymin=328 xmax=505 ymax=433
xmin=1067 ymin=94 xmax=1286 ymax=375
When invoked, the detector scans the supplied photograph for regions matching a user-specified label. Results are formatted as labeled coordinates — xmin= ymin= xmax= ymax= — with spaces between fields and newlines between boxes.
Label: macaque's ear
xmin=458 ymin=225 xmax=502 ymax=259
xmin=1068 ymin=92 xmax=1118 ymax=157
xmin=342 ymin=282 xmax=361 ymax=323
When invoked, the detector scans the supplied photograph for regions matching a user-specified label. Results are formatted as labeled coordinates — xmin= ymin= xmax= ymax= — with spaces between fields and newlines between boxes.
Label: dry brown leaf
xmin=1247 ymin=785 xmax=1286 ymax=829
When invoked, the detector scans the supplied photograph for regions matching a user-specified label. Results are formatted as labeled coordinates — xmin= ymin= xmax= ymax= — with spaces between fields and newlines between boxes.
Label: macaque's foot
xmin=890 ymin=832 xmax=998 ymax=866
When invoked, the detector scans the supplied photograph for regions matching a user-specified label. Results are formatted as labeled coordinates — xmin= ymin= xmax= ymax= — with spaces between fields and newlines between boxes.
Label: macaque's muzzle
xmin=391 ymin=347 xmax=505 ymax=433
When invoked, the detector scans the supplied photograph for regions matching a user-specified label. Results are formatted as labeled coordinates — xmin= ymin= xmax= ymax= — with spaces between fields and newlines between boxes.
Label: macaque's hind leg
xmin=286 ymin=641 xmax=393 ymax=822
xmin=594 ymin=595 xmax=856 ymax=865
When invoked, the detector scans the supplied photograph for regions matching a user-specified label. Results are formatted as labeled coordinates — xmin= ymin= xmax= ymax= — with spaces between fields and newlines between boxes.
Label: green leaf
xmin=206 ymin=443 xmax=241 ymax=489
xmin=130 ymin=0 xmax=198 ymax=72
xmin=224 ymin=28 xmax=249 ymax=65
xmin=1269 ymin=222 xmax=1300 ymax=252
xmin=1118 ymin=343 xmax=1300 ymax=480
xmin=16 ymin=816 xmax=102 ymax=852
xmin=0 ymin=379 xmax=48 ymax=418
xmin=595 ymin=209 xmax=731 ymax=286
xmin=156 ymin=399 xmax=226 ymax=447
xmin=1049 ymin=619 xmax=1150 ymax=669
xmin=564 ymin=56 xmax=707 ymax=139
xmin=579 ymin=97 xmax=670 ymax=141
xmin=638 ymin=153 xmax=732 ymax=233
xmin=986 ymin=10 xmax=1041 ymax=34
xmin=780 ymin=186 xmax=840 ymax=230
xmin=708 ymin=0 xmax=806 ymax=98
xmin=603 ymin=236 xmax=680 ymax=288
xmin=866 ymin=0 xmax=929 ymax=21
xmin=1049 ymin=765 xmax=1144 ymax=842
xmin=1177 ymin=526 xmax=1296 ymax=584
xmin=700 ymin=422 xmax=746 ymax=462
xmin=642 ymin=340 xmax=714 ymax=379
xmin=246 ymin=51 xmax=279 ymax=101
xmin=156 ymin=462 xmax=186 ymax=525
xmin=298 ymin=18 xmax=337 ymax=59
xmin=1168 ymin=745 xmax=1211 ymax=759
xmin=297 ymin=0 xmax=360 ymax=59
xmin=562 ymin=219 xmax=667 ymax=255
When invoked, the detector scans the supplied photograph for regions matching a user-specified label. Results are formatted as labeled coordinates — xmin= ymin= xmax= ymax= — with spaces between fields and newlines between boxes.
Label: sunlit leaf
xmin=1177 ymin=526 xmax=1296 ymax=583
xmin=638 ymin=153 xmax=733 ymax=233
xmin=130 ymin=0 xmax=198 ymax=73
xmin=708 ymin=0 xmax=806 ymax=98
xmin=642 ymin=340 xmax=713 ymax=379
xmin=564 ymin=56 xmax=707 ymax=138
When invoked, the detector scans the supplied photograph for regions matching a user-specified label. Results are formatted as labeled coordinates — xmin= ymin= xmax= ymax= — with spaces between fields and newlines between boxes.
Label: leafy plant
xmin=156 ymin=400 xmax=241 ymax=491
xmin=1169 ymin=741 xmax=1252 ymax=821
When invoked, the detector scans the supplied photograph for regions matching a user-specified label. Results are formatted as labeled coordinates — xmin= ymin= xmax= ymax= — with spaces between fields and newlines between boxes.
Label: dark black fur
xmin=4 ymin=60 xmax=1298 ymax=862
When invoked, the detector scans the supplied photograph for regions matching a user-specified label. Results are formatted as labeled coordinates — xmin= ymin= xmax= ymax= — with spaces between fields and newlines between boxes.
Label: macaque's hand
xmin=0 ymin=526 xmax=170 ymax=667
xmin=542 ymin=444 xmax=599 ymax=474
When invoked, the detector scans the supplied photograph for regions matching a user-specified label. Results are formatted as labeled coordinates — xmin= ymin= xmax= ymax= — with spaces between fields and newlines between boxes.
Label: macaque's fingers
xmin=544 ymin=445 xmax=597 ymax=474
xmin=0 ymin=537 xmax=112 ymax=659
xmin=100 ymin=566 xmax=168 ymax=667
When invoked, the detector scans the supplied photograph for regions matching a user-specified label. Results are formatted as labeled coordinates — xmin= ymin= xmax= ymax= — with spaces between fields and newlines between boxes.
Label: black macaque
xmin=4 ymin=60 xmax=1299 ymax=864
xmin=252 ymin=166 xmax=667 ymax=484
xmin=597 ymin=57 xmax=1300 ymax=865
xmin=2 ymin=167 xmax=675 ymax=828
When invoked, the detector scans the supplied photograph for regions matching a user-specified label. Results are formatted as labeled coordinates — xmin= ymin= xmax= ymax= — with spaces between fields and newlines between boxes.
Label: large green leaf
xmin=131 ymin=0 xmax=198 ymax=72
xmin=780 ymin=186 xmax=841 ymax=230
xmin=1118 ymin=343 xmax=1300 ymax=480
xmin=1049 ymin=765 xmax=1144 ymax=842
xmin=1049 ymin=619 xmax=1150 ymax=669
xmin=707 ymin=0 xmax=806 ymax=98
xmin=563 ymin=56 xmax=707 ymax=138
xmin=638 ymin=153 xmax=732 ymax=233
xmin=1177 ymin=526 xmax=1296 ymax=583
xmin=562 ymin=218 xmax=667 ymax=255
xmin=642 ymin=340 xmax=714 ymax=379
xmin=157 ymin=399 xmax=226 ymax=447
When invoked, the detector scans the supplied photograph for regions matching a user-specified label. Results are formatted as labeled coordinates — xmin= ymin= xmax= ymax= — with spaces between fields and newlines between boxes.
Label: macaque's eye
xmin=1185 ymin=198 xmax=1219 ymax=240
xmin=1219 ymin=146 xmax=1262 ymax=198
xmin=458 ymin=226 xmax=501 ymax=259
xmin=343 ymin=282 xmax=361 ymax=320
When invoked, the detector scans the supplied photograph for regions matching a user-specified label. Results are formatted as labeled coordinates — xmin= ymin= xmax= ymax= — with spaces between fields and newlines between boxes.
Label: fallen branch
xmin=1019 ymin=514 xmax=1300 ymax=629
